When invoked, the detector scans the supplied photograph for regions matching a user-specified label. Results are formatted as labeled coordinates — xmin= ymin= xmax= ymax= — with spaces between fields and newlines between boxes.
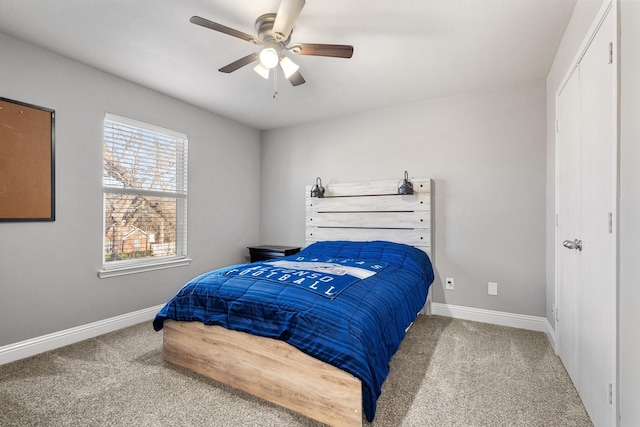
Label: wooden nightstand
xmin=247 ymin=245 xmax=301 ymax=262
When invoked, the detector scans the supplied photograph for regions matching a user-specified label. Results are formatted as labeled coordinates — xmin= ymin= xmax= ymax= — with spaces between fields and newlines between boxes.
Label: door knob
xmin=563 ymin=239 xmax=583 ymax=251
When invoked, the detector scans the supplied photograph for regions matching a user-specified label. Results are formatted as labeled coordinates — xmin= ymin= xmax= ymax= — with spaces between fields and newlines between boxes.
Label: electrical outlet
xmin=488 ymin=282 xmax=498 ymax=296
xmin=445 ymin=277 xmax=455 ymax=290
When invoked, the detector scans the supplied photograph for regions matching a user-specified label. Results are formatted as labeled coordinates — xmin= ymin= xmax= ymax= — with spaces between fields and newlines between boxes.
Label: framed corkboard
xmin=0 ymin=97 xmax=55 ymax=221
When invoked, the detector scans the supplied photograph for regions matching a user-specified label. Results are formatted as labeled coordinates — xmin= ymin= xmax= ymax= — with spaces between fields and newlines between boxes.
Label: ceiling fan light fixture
xmin=279 ymin=56 xmax=299 ymax=78
xmin=259 ymin=48 xmax=279 ymax=69
xmin=253 ymin=62 xmax=271 ymax=79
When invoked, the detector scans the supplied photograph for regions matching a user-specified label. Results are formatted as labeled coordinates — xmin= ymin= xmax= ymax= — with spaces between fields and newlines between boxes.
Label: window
xmin=99 ymin=113 xmax=189 ymax=278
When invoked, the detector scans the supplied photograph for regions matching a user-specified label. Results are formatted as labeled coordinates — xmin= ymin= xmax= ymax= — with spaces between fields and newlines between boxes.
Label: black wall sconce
xmin=310 ymin=177 xmax=325 ymax=198
xmin=397 ymin=171 xmax=414 ymax=195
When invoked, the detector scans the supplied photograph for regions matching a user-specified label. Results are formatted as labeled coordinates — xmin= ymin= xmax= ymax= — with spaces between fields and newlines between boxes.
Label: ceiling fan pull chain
xmin=273 ymin=67 xmax=279 ymax=98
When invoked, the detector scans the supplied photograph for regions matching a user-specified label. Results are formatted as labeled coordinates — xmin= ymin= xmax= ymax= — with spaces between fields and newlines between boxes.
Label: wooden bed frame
xmin=162 ymin=178 xmax=433 ymax=426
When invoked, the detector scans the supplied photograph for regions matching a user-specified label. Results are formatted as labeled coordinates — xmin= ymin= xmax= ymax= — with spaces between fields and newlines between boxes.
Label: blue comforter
xmin=153 ymin=240 xmax=434 ymax=421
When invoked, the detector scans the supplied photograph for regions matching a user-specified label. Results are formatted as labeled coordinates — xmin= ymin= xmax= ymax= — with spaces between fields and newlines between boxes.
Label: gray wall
xmin=0 ymin=33 xmax=261 ymax=346
xmin=260 ymin=80 xmax=547 ymax=317
xmin=619 ymin=1 xmax=640 ymax=425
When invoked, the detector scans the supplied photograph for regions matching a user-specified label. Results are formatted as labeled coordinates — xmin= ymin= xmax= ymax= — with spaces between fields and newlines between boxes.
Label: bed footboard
xmin=162 ymin=320 xmax=363 ymax=427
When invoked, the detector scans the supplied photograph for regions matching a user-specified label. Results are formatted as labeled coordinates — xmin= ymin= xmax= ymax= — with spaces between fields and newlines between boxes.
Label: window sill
xmin=97 ymin=257 xmax=192 ymax=279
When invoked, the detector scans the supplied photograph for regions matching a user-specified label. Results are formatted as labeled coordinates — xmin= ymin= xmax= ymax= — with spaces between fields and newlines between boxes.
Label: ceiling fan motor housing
xmin=256 ymin=13 xmax=291 ymax=51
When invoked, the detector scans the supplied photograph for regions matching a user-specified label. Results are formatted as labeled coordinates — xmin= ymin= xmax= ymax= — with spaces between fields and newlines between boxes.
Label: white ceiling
xmin=0 ymin=0 xmax=576 ymax=130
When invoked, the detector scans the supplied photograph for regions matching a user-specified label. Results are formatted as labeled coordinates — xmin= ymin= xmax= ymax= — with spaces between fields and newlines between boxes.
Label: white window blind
xmin=99 ymin=113 xmax=189 ymax=278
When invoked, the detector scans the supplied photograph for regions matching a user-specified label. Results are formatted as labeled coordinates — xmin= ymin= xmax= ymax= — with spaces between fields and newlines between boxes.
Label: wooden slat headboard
xmin=305 ymin=178 xmax=433 ymax=256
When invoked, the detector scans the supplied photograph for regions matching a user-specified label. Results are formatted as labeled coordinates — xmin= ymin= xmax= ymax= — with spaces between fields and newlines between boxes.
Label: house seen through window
xmin=100 ymin=113 xmax=188 ymax=277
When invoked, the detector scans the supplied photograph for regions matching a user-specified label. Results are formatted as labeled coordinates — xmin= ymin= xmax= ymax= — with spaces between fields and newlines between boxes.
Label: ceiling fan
xmin=190 ymin=0 xmax=354 ymax=88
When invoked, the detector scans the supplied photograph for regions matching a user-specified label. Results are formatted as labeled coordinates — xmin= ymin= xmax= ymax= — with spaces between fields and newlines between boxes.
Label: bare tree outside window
xmin=102 ymin=114 xmax=187 ymax=270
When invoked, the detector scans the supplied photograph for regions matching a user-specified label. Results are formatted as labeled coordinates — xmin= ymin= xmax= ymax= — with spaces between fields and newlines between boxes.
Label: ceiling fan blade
xmin=190 ymin=16 xmax=260 ymax=45
xmin=273 ymin=0 xmax=306 ymax=41
xmin=219 ymin=52 xmax=260 ymax=73
xmin=287 ymin=70 xmax=306 ymax=86
xmin=290 ymin=43 xmax=354 ymax=58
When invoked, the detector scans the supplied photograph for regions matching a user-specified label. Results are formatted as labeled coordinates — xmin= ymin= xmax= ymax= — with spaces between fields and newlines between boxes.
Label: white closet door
xmin=576 ymin=8 xmax=616 ymax=426
xmin=556 ymin=67 xmax=581 ymax=391
xmin=556 ymin=6 xmax=616 ymax=427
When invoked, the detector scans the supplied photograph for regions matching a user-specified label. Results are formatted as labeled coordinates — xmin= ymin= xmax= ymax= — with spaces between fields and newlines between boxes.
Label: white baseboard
xmin=430 ymin=303 xmax=547 ymax=332
xmin=1 ymin=302 xmax=553 ymax=366
xmin=0 ymin=304 xmax=164 ymax=366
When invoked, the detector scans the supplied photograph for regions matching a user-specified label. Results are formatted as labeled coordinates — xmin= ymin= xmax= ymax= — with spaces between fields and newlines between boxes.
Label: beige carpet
xmin=0 ymin=315 xmax=593 ymax=426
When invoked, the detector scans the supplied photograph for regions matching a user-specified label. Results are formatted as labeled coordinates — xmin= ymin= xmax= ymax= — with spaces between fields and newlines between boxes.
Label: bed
xmin=154 ymin=178 xmax=434 ymax=426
